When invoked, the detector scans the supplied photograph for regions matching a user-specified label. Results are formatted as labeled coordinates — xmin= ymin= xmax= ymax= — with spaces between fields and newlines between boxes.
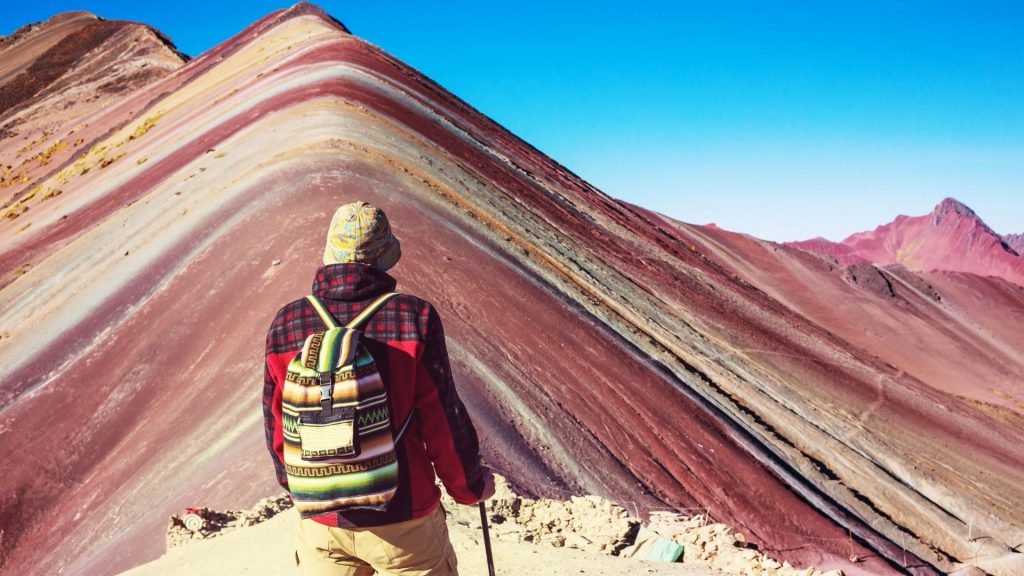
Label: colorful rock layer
xmin=1 ymin=4 xmax=1021 ymax=576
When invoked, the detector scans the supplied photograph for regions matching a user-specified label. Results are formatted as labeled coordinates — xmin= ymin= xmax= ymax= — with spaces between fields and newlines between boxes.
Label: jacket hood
xmin=311 ymin=263 xmax=398 ymax=301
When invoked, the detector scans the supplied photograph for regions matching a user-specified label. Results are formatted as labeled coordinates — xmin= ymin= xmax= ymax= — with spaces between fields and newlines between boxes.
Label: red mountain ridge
xmin=790 ymin=198 xmax=1024 ymax=287
xmin=1005 ymin=232 xmax=1024 ymax=254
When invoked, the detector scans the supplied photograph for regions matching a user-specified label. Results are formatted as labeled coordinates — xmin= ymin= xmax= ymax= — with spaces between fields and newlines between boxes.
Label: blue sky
xmin=4 ymin=1 xmax=1022 ymax=241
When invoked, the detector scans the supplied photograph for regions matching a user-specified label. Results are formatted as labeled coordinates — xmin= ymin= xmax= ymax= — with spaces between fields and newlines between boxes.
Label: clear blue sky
xmin=4 ymin=1 xmax=1022 ymax=241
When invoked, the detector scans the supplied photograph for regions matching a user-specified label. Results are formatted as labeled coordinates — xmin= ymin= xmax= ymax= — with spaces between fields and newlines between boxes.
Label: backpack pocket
xmin=298 ymin=406 xmax=359 ymax=460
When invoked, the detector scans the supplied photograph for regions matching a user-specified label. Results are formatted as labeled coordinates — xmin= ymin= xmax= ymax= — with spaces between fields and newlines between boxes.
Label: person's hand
xmin=478 ymin=467 xmax=496 ymax=502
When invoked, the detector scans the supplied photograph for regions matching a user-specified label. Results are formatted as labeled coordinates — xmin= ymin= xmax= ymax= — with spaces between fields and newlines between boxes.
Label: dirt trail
xmin=124 ymin=476 xmax=844 ymax=576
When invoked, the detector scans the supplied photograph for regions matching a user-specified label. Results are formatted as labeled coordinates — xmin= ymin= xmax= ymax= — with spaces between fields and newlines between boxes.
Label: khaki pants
xmin=294 ymin=505 xmax=459 ymax=575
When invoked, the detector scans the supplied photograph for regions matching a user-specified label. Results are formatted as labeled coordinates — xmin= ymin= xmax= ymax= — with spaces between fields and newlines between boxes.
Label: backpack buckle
xmin=319 ymin=371 xmax=333 ymax=412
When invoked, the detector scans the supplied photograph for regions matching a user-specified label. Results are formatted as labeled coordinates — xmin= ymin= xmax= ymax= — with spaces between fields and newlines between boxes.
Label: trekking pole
xmin=479 ymin=502 xmax=495 ymax=576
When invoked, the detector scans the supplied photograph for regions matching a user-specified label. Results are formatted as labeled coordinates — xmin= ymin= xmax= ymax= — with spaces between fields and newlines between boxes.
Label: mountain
xmin=1 ymin=12 xmax=99 ymax=97
xmin=791 ymin=198 xmax=1024 ymax=287
xmin=785 ymin=236 xmax=866 ymax=265
xmin=0 ymin=4 xmax=1021 ymax=576
xmin=1006 ymin=232 xmax=1024 ymax=254
xmin=0 ymin=11 xmax=186 ymax=210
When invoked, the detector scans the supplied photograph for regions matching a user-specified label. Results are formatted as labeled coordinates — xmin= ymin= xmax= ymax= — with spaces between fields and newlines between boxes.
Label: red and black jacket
xmin=263 ymin=263 xmax=485 ymax=527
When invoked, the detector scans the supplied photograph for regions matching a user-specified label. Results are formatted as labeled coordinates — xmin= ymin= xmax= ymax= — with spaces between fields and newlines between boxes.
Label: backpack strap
xmin=305 ymin=293 xmax=398 ymax=331
xmin=345 ymin=292 xmax=398 ymax=329
xmin=304 ymin=292 xmax=398 ymax=412
xmin=395 ymin=411 xmax=414 ymax=442
xmin=305 ymin=295 xmax=339 ymax=329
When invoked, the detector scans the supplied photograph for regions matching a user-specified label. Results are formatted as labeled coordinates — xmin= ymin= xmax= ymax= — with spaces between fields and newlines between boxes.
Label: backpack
xmin=281 ymin=292 xmax=411 ymax=517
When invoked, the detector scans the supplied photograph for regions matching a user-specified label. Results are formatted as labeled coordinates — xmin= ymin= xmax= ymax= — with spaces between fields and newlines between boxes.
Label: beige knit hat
xmin=323 ymin=201 xmax=401 ymax=271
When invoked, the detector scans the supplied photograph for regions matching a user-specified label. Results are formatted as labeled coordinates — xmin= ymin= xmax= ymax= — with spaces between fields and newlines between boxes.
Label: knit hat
xmin=323 ymin=201 xmax=401 ymax=271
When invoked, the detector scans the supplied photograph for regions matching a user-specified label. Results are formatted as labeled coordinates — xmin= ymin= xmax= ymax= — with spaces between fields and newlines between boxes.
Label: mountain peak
xmin=48 ymin=10 xmax=99 ymax=22
xmin=931 ymin=197 xmax=979 ymax=225
xmin=793 ymin=197 xmax=1023 ymax=286
xmin=1004 ymin=233 xmax=1024 ymax=255
xmin=928 ymin=197 xmax=1006 ymax=246
xmin=0 ymin=11 xmax=98 ymax=51
xmin=277 ymin=2 xmax=350 ymax=33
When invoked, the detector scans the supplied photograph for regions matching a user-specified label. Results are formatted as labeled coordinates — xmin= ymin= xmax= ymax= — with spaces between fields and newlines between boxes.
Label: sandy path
xmin=119 ymin=506 xmax=732 ymax=576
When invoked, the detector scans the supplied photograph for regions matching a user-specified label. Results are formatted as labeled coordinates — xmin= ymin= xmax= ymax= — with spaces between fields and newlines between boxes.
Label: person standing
xmin=263 ymin=201 xmax=494 ymax=575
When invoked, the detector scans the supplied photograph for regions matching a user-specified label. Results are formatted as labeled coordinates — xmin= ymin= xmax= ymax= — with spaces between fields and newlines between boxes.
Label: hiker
xmin=263 ymin=201 xmax=495 ymax=575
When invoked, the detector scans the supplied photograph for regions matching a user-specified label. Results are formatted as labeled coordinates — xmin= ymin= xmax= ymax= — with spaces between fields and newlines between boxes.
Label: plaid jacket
xmin=263 ymin=263 xmax=484 ymax=527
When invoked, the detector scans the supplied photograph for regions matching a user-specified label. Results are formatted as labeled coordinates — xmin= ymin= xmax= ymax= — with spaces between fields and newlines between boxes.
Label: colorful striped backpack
xmin=281 ymin=292 xmax=411 ymax=517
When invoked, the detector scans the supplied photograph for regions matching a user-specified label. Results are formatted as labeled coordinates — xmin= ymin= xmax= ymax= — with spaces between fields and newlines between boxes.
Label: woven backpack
xmin=281 ymin=292 xmax=411 ymax=517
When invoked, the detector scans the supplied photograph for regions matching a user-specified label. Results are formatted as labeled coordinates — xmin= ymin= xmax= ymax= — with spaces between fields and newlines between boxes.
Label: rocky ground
xmin=136 ymin=476 xmax=841 ymax=576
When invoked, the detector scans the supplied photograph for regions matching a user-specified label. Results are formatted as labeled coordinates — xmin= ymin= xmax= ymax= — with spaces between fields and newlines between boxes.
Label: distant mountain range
xmin=1006 ymin=232 xmax=1024 ymax=254
xmin=789 ymin=197 xmax=1023 ymax=287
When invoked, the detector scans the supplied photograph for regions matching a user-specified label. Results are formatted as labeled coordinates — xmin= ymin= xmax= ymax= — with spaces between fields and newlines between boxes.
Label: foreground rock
xmin=165 ymin=494 xmax=292 ymax=549
xmin=126 ymin=507 xmax=715 ymax=576
xmin=144 ymin=477 xmax=840 ymax=576
xmin=444 ymin=477 xmax=842 ymax=576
